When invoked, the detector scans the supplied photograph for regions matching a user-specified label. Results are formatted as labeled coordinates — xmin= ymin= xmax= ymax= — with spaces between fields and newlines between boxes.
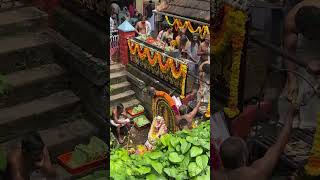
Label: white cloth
xmin=110 ymin=17 xmax=115 ymax=32
xmin=110 ymin=118 xmax=130 ymax=127
xmin=148 ymin=13 xmax=155 ymax=31
xmin=172 ymin=96 xmax=182 ymax=108
xmin=212 ymin=112 xmax=230 ymax=148
xmin=279 ymin=35 xmax=320 ymax=129
xmin=146 ymin=21 xmax=152 ymax=35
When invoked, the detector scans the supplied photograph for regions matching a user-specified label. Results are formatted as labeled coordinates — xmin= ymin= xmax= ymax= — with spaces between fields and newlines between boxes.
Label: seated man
xmin=175 ymin=94 xmax=204 ymax=130
xmin=6 ymin=132 xmax=56 ymax=180
xmin=111 ymin=103 xmax=131 ymax=143
xmin=145 ymin=116 xmax=168 ymax=150
xmin=213 ymin=105 xmax=296 ymax=180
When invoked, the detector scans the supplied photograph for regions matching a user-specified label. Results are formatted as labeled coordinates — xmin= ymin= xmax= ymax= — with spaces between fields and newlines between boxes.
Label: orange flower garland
xmin=146 ymin=49 xmax=158 ymax=66
xmin=159 ymin=57 xmax=172 ymax=73
xmin=165 ymin=16 xmax=210 ymax=39
xmin=128 ymin=39 xmax=188 ymax=97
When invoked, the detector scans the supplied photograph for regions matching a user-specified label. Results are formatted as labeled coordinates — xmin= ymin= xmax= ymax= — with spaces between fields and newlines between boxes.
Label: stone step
xmin=110 ymin=63 xmax=125 ymax=73
xmin=110 ymin=81 xmax=131 ymax=95
xmin=0 ymin=1 xmax=25 ymax=11
xmin=0 ymin=6 xmax=48 ymax=36
xmin=0 ymin=90 xmax=80 ymax=141
xmin=0 ymin=64 xmax=69 ymax=108
xmin=1 ymin=119 xmax=97 ymax=162
xmin=110 ymin=90 xmax=135 ymax=106
xmin=122 ymin=98 xmax=141 ymax=109
xmin=0 ymin=32 xmax=54 ymax=74
xmin=110 ymin=71 xmax=127 ymax=85
xmin=39 ymin=119 xmax=97 ymax=160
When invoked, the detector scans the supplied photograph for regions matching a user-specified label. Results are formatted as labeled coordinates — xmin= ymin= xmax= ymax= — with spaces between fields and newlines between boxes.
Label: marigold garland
xmin=128 ymin=39 xmax=188 ymax=97
xmin=305 ymin=113 xmax=320 ymax=176
xmin=211 ymin=4 xmax=247 ymax=118
xmin=165 ymin=16 xmax=210 ymax=39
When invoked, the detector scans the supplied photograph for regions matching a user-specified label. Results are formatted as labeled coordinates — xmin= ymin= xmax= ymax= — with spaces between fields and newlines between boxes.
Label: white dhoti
xmin=110 ymin=118 xmax=130 ymax=127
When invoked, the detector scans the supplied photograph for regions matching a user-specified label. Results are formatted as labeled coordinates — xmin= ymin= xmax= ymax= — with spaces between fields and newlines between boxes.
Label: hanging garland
xmin=205 ymin=100 xmax=210 ymax=118
xmin=128 ymin=40 xmax=188 ymax=98
xmin=305 ymin=113 xmax=320 ymax=176
xmin=165 ymin=16 xmax=210 ymax=39
xmin=211 ymin=4 xmax=247 ymax=119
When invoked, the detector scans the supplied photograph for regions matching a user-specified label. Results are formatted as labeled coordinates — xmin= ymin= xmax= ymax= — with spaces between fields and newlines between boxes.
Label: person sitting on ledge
xmin=145 ymin=116 xmax=168 ymax=150
xmin=111 ymin=103 xmax=131 ymax=144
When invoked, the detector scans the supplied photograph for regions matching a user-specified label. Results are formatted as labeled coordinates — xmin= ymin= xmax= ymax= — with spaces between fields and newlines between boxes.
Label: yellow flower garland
xmin=165 ymin=16 xmax=210 ymax=39
xmin=211 ymin=4 xmax=247 ymax=118
xmin=305 ymin=113 xmax=320 ymax=176
xmin=128 ymin=39 xmax=188 ymax=97
xmin=205 ymin=100 xmax=210 ymax=118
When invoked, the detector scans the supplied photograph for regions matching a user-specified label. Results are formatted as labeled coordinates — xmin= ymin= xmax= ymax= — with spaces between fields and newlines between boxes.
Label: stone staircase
xmin=110 ymin=61 xmax=140 ymax=111
xmin=0 ymin=5 xmax=98 ymax=162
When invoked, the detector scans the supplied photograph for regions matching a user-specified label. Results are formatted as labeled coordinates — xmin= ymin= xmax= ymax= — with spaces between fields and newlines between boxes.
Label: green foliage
xmin=68 ymin=137 xmax=107 ymax=168
xmin=132 ymin=105 xmax=144 ymax=114
xmin=110 ymin=121 xmax=210 ymax=179
xmin=133 ymin=115 xmax=150 ymax=127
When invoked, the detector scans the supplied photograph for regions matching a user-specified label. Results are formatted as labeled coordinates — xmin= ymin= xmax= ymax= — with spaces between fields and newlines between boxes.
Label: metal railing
xmin=110 ymin=30 xmax=119 ymax=61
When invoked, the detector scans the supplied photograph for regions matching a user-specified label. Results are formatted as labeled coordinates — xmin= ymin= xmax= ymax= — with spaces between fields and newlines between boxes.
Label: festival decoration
xmin=152 ymin=91 xmax=178 ymax=132
xmin=165 ymin=16 xmax=210 ymax=39
xmin=205 ymin=100 xmax=210 ymax=118
xmin=305 ymin=113 xmax=320 ymax=176
xmin=211 ymin=4 xmax=247 ymax=118
xmin=128 ymin=39 xmax=188 ymax=98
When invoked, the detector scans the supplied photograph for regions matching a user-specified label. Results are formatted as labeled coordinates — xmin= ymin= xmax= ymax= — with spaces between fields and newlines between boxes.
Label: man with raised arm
xmin=213 ymin=105 xmax=296 ymax=180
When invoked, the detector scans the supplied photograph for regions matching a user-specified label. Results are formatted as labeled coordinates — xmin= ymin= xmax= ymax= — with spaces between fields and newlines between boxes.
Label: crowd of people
xmin=110 ymin=1 xmax=211 ymax=149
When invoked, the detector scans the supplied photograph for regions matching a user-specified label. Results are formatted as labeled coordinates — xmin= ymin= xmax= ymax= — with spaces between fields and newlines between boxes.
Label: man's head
xmin=22 ymin=132 xmax=45 ymax=165
xmin=147 ymin=87 xmax=156 ymax=96
xmin=219 ymin=137 xmax=249 ymax=170
xmin=116 ymin=103 xmax=124 ymax=113
xmin=192 ymin=33 xmax=199 ymax=42
xmin=179 ymin=105 xmax=188 ymax=115
xmin=178 ymin=118 xmax=189 ymax=130
xmin=180 ymin=35 xmax=188 ymax=45
xmin=138 ymin=13 xmax=143 ymax=21
xmin=295 ymin=6 xmax=320 ymax=40
xmin=141 ymin=15 xmax=147 ymax=22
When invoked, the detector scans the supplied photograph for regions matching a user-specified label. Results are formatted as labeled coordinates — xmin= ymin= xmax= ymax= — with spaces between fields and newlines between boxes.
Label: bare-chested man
xmin=175 ymin=93 xmax=204 ymax=130
xmin=213 ymin=105 xmax=296 ymax=180
xmin=197 ymin=34 xmax=210 ymax=65
xmin=6 ymin=132 xmax=56 ymax=180
xmin=135 ymin=15 xmax=151 ymax=35
xmin=280 ymin=0 xmax=320 ymax=128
